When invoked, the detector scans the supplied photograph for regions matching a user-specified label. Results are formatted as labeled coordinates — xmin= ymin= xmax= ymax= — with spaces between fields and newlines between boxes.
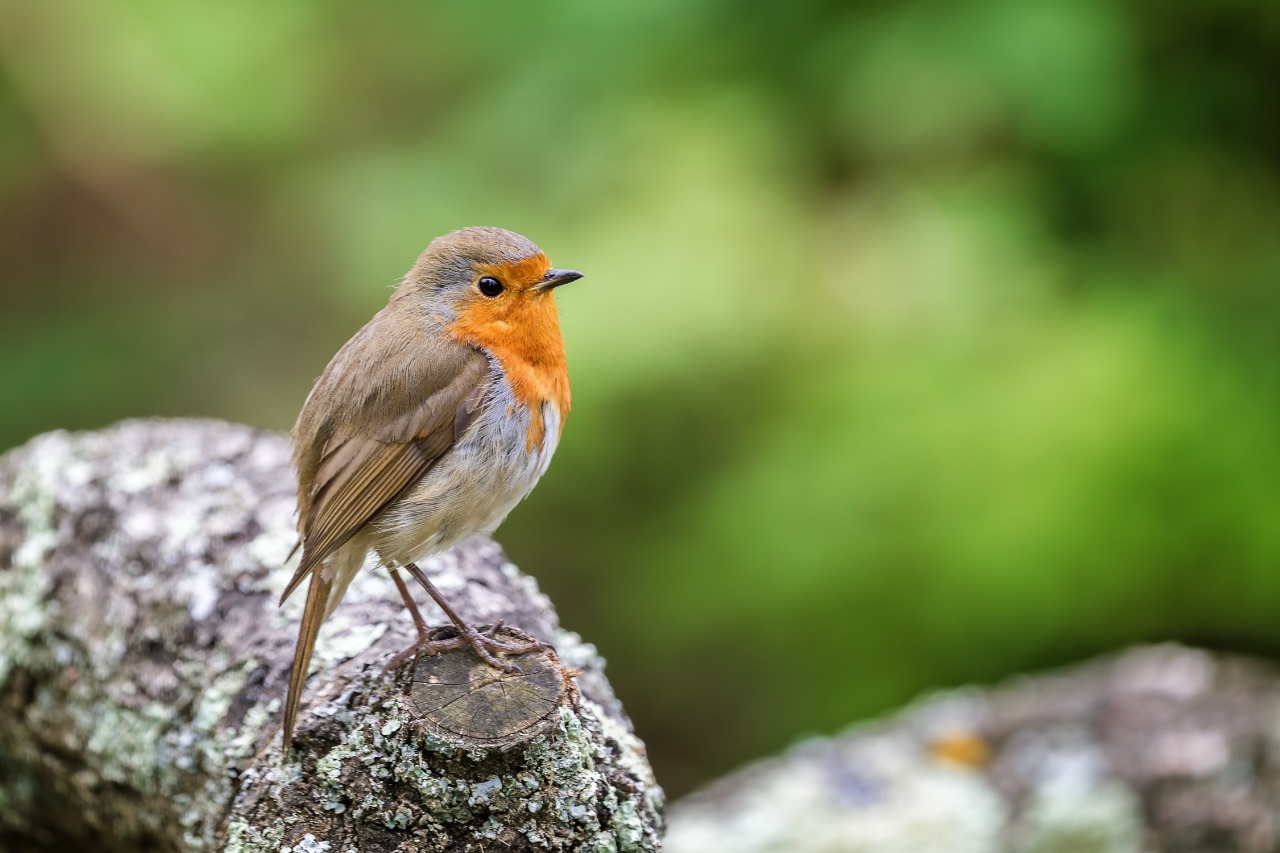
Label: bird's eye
xmin=477 ymin=276 xmax=504 ymax=298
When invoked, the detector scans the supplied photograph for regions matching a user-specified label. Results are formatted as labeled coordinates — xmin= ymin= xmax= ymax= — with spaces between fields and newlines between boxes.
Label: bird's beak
xmin=533 ymin=269 xmax=585 ymax=292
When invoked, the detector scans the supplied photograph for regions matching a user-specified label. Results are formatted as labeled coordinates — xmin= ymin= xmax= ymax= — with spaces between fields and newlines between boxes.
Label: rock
xmin=666 ymin=645 xmax=1280 ymax=853
xmin=0 ymin=419 xmax=663 ymax=852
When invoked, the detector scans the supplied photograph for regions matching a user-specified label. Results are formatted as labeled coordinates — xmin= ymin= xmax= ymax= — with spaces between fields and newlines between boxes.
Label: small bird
xmin=279 ymin=227 xmax=583 ymax=751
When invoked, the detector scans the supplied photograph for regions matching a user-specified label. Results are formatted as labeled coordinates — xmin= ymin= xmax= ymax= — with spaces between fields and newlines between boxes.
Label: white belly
xmin=368 ymin=368 xmax=561 ymax=567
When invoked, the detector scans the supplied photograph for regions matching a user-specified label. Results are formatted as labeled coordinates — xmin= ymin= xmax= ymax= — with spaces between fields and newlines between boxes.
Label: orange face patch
xmin=475 ymin=253 xmax=551 ymax=292
xmin=446 ymin=254 xmax=571 ymax=451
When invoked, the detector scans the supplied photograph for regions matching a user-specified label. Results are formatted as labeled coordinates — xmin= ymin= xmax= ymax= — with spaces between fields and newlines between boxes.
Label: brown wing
xmin=281 ymin=315 xmax=490 ymax=604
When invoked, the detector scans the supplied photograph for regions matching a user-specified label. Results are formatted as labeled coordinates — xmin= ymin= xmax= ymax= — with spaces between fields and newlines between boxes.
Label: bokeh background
xmin=2 ymin=1 xmax=1278 ymax=798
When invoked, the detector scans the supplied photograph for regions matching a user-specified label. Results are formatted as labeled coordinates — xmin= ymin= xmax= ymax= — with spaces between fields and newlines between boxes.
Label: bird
xmin=278 ymin=226 xmax=584 ymax=752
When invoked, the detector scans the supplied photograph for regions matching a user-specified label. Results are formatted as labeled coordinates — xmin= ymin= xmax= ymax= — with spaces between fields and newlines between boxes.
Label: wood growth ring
xmin=407 ymin=625 xmax=576 ymax=749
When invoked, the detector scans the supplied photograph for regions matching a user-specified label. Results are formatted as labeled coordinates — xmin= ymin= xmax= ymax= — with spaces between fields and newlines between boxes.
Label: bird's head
xmin=397 ymin=227 xmax=584 ymax=331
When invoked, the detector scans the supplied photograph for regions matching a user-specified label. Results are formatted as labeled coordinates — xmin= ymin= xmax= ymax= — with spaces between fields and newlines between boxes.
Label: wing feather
xmin=281 ymin=331 xmax=490 ymax=604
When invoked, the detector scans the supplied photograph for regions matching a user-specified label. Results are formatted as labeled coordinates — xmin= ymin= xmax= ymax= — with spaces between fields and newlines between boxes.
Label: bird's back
xmin=288 ymin=306 xmax=489 ymax=591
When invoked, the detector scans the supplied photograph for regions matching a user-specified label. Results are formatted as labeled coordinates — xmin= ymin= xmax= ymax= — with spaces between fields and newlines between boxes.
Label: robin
xmin=279 ymin=226 xmax=583 ymax=752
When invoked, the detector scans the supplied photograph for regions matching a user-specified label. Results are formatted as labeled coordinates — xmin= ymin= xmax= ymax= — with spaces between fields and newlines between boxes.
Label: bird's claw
xmin=388 ymin=623 xmax=551 ymax=673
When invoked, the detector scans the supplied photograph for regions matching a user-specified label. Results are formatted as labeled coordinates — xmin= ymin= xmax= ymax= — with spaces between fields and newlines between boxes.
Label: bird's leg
xmin=390 ymin=567 xmax=431 ymax=640
xmin=402 ymin=561 xmax=551 ymax=671
xmin=386 ymin=567 xmax=434 ymax=670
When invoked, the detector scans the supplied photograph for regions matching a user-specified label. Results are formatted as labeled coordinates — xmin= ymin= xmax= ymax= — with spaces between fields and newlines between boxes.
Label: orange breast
xmin=446 ymin=255 xmax=571 ymax=451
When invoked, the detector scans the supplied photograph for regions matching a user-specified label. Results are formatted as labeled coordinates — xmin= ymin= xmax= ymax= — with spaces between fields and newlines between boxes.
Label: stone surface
xmin=0 ymin=419 xmax=663 ymax=852
xmin=666 ymin=645 xmax=1280 ymax=853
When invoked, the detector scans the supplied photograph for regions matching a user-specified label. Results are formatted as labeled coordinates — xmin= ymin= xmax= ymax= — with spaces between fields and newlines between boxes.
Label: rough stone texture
xmin=666 ymin=645 xmax=1280 ymax=853
xmin=0 ymin=419 xmax=663 ymax=852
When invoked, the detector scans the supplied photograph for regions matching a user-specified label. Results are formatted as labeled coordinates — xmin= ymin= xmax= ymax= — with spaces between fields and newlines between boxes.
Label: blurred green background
xmin=2 ymin=0 xmax=1279 ymax=797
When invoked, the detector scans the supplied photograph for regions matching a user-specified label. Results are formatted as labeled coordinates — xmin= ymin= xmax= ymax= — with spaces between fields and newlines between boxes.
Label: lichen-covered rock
xmin=666 ymin=645 xmax=1280 ymax=853
xmin=0 ymin=420 xmax=663 ymax=852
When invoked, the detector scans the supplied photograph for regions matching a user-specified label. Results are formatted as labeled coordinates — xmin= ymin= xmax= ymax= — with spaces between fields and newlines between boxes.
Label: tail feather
xmin=282 ymin=570 xmax=331 ymax=754
xmin=280 ymin=547 xmax=317 ymax=606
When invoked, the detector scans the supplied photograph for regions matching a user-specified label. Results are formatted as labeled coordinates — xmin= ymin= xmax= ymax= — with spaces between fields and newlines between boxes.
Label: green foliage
xmin=1 ymin=0 xmax=1277 ymax=795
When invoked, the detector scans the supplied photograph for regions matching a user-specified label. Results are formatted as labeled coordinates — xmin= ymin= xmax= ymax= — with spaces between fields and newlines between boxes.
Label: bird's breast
xmin=370 ymin=371 xmax=562 ymax=566
xmin=446 ymin=295 xmax=571 ymax=452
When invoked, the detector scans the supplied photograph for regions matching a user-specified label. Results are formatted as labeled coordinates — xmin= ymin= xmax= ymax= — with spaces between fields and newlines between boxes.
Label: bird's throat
xmin=446 ymin=295 xmax=571 ymax=451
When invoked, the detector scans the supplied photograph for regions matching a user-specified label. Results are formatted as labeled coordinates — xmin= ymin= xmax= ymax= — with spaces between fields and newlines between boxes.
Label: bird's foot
xmin=388 ymin=622 xmax=551 ymax=672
